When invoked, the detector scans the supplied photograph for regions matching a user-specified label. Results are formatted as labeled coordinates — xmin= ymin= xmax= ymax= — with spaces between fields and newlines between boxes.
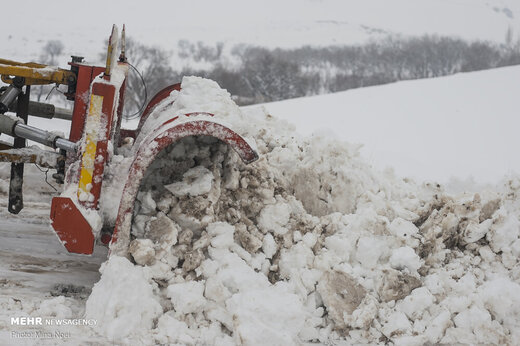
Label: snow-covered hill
xmin=252 ymin=65 xmax=520 ymax=185
xmin=2 ymin=0 xmax=519 ymax=66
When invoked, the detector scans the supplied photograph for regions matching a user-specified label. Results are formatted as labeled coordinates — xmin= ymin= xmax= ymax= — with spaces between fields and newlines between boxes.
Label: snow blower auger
xmin=0 ymin=25 xmax=258 ymax=255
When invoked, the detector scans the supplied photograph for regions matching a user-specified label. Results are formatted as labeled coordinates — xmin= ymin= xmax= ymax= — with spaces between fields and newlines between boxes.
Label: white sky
xmin=1 ymin=0 xmax=519 ymax=65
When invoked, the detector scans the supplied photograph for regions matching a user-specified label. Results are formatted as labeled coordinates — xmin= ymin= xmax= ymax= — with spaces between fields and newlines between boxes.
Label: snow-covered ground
xmin=254 ymin=65 xmax=520 ymax=186
xmin=1 ymin=2 xmax=519 ymax=342
xmin=1 ymin=76 xmax=519 ymax=345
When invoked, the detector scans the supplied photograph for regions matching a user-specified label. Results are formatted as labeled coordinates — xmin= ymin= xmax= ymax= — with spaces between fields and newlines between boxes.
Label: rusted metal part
xmin=0 ymin=59 xmax=76 ymax=86
xmin=0 ymin=149 xmax=62 ymax=168
xmin=0 ymin=141 xmax=11 ymax=151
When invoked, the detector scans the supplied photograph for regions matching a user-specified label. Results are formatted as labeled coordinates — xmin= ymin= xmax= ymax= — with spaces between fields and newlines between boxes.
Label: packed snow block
xmin=278 ymin=243 xmax=315 ymax=281
xmin=145 ymin=212 xmax=179 ymax=257
xmin=397 ymin=287 xmax=435 ymax=320
xmin=424 ymin=309 xmax=452 ymax=344
xmin=355 ymin=236 xmax=388 ymax=269
xmin=343 ymin=295 xmax=379 ymax=330
xmin=381 ymin=311 xmax=412 ymax=338
xmin=487 ymin=212 xmax=520 ymax=253
xmin=236 ymin=223 xmax=263 ymax=253
xmin=155 ymin=312 xmax=197 ymax=345
xmin=182 ymin=248 xmax=205 ymax=272
xmin=262 ymin=233 xmax=278 ymax=259
xmin=128 ymin=238 xmax=156 ymax=266
xmin=165 ymin=166 xmax=214 ymax=197
xmin=136 ymin=190 xmax=156 ymax=215
xmin=317 ymin=270 xmax=366 ymax=331
xmin=207 ymin=222 xmax=235 ymax=249
xmin=377 ymin=269 xmax=421 ymax=302
xmin=226 ymin=283 xmax=306 ymax=346
xmin=85 ymin=256 xmax=162 ymax=340
xmin=462 ymin=219 xmax=492 ymax=243
xmin=479 ymin=277 xmax=520 ymax=342
xmin=388 ymin=217 xmax=419 ymax=239
xmin=167 ymin=280 xmax=206 ymax=315
xmin=258 ymin=201 xmax=291 ymax=235
xmin=389 ymin=246 xmax=423 ymax=274
xmin=178 ymin=228 xmax=194 ymax=245
xmin=131 ymin=214 xmax=150 ymax=238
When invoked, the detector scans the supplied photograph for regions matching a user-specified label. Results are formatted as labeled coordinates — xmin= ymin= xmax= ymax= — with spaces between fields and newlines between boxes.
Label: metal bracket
xmin=8 ymin=83 xmax=29 ymax=214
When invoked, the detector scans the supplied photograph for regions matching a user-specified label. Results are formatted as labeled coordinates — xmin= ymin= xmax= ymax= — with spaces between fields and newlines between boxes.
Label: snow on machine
xmin=0 ymin=25 xmax=258 ymax=255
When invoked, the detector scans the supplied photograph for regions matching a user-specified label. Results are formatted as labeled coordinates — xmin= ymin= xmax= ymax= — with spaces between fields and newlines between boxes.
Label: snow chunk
xmin=85 ymin=256 xmax=162 ymax=339
xmin=167 ymin=280 xmax=206 ymax=314
xmin=382 ymin=311 xmax=412 ymax=338
xmin=258 ymin=201 xmax=291 ymax=235
xmin=479 ymin=277 xmax=520 ymax=337
xmin=128 ymin=238 xmax=156 ymax=266
xmin=317 ymin=271 xmax=366 ymax=329
xmin=488 ymin=213 xmax=520 ymax=253
xmin=397 ymin=287 xmax=435 ymax=319
xmin=356 ymin=236 xmax=387 ymax=269
xmin=165 ymin=166 xmax=214 ymax=197
xmin=389 ymin=246 xmax=422 ymax=274
xmin=226 ymin=283 xmax=305 ymax=345
xmin=262 ymin=233 xmax=277 ymax=259
xmin=388 ymin=217 xmax=419 ymax=239
xmin=207 ymin=222 xmax=235 ymax=249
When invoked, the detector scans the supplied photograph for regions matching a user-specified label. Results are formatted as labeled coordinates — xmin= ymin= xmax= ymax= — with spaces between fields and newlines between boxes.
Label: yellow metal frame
xmin=0 ymin=58 xmax=76 ymax=85
xmin=78 ymin=94 xmax=104 ymax=199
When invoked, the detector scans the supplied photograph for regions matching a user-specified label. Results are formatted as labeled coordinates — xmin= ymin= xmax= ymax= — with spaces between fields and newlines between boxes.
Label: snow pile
xmin=85 ymin=77 xmax=520 ymax=345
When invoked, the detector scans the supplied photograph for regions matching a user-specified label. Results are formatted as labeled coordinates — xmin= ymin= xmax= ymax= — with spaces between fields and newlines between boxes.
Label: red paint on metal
xmin=117 ymin=83 xmax=180 ymax=147
xmin=66 ymin=64 xmax=105 ymax=186
xmin=69 ymin=64 xmax=105 ymax=143
xmin=118 ymin=128 xmax=136 ymax=140
xmin=51 ymin=63 xmax=128 ymax=254
xmin=136 ymin=83 xmax=181 ymax=134
xmin=160 ymin=115 xmax=180 ymax=126
xmin=140 ymin=83 xmax=181 ymax=121
xmin=100 ymin=232 xmax=112 ymax=245
xmin=110 ymin=118 xmax=258 ymax=247
xmin=50 ymin=197 xmax=94 ymax=254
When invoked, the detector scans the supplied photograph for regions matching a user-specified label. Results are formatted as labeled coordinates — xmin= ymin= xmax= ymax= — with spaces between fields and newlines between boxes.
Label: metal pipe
xmin=0 ymin=85 xmax=22 ymax=114
xmin=9 ymin=101 xmax=73 ymax=120
xmin=53 ymin=106 xmax=73 ymax=120
xmin=0 ymin=113 xmax=19 ymax=135
xmin=13 ymin=123 xmax=77 ymax=153
xmin=55 ymin=137 xmax=77 ymax=152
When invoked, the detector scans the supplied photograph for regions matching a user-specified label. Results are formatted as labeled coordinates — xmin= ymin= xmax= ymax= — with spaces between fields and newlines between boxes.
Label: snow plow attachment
xmin=110 ymin=113 xmax=258 ymax=254
xmin=0 ymin=25 xmax=258 ymax=255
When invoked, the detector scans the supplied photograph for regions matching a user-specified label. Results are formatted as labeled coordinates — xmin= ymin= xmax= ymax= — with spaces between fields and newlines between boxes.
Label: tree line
xmin=37 ymin=34 xmax=520 ymax=114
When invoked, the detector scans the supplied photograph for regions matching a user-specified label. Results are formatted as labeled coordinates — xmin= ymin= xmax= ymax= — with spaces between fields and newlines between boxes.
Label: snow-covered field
xmin=1 ymin=76 xmax=519 ymax=345
xmin=255 ymin=65 xmax=520 ymax=186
